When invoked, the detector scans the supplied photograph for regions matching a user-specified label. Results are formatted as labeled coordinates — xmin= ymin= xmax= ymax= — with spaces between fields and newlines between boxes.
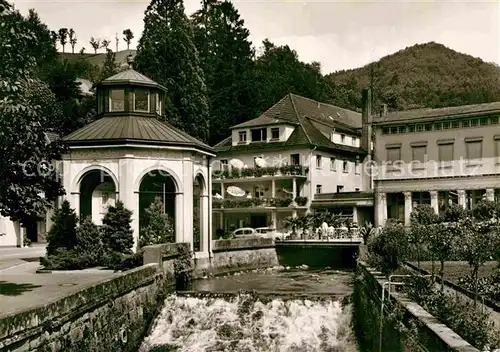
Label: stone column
xmin=458 ymin=190 xmax=467 ymax=209
xmin=404 ymin=192 xmax=412 ymax=226
xmin=221 ymin=183 xmax=225 ymax=199
xmin=219 ymin=212 xmax=223 ymax=232
xmin=271 ymin=210 xmax=277 ymax=229
xmin=486 ymin=188 xmax=495 ymax=201
xmin=175 ymin=193 xmax=184 ymax=243
xmin=430 ymin=191 xmax=439 ymax=215
xmin=182 ymin=155 xmax=194 ymax=249
xmin=271 ymin=179 xmax=276 ymax=198
xmin=292 ymin=178 xmax=297 ymax=199
xmin=375 ymin=192 xmax=387 ymax=227
xmin=119 ymin=155 xmax=137 ymax=250
xmin=352 ymin=206 xmax=358 ymax=225
xmin=200 ymin=194 xmax=209 ymax=253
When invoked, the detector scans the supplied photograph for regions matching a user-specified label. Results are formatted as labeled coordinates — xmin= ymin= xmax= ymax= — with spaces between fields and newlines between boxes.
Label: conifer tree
xmin=101 ymin=200 xmax=134 ymax=254
xmin=139 ymin=197 xmax=175 ymax=248
xmin=99 ymin=49 xmax=118 ymax=82
xmin=46 ymin=200 xmax=78 ymax=256
xmin=191 ymin=0 xmax=256 ymax=145
xmin=76 ymin=216 xmax=103 ymax=265
xmin=135 ymin=0 xmax=210 ymax=142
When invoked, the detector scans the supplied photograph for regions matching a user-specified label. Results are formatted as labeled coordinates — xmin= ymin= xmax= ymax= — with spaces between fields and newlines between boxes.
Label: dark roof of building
xmin=98 ymin=69 xmax=167 ymax=91
xmin=214 ymin=94 xmax=365 ymax=156
xmin=63 ymin=115 xmax=214 ymax=154
xmin=373 ymin=101 xmax=500 ymax=125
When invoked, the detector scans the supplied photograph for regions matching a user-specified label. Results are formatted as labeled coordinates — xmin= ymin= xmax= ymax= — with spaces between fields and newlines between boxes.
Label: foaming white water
xmin=140 ymin=294 xmax=357 ymax=352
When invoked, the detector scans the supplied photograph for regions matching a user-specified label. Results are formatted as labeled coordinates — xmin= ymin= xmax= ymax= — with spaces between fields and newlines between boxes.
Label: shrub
xmin=41 ymin=248 xmax=98 ymax=270
xmin=471 ymin=199 xmax=497 ymax=221
xmin=75 ymin=216 xmax=104 ymax=266
xmin=139 ymin=197 xmax=175 ymax=248
xmin=440 ymin=203 xmax=467 ymax=223
xmin=101 ymin=200 xmax=134 ymax=254
xmin=294 ymin=196 xmax=308 ymax=206
xmin=368 ymin=220 xmax=408 ymax=274
xmin=42 ymin=216 xmax=104 ymax=270
xmin=404 ymin=276 xmax=500 ymax=351
xmin=174 ymin=244 xmax=193 ymax=290
xmin=46 ymin=200 xmax=78 ymax=256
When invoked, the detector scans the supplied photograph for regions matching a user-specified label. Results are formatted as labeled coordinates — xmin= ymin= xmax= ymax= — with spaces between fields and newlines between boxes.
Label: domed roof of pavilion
xmin=99 ymin=69 xmax=167 ymax=91
xmin=63 ymin=59 xmax=213 ymax=154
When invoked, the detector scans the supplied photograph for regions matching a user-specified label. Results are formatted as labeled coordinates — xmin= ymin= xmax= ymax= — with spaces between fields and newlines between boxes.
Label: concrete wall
xmin=353 ymin=262 xmax=480 ymax=352
xmin=0 ymin=264 xmax=171 ymax=352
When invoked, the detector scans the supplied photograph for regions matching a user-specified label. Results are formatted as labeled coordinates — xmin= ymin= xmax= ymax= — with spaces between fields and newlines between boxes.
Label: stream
xmin=140 ymin=266 xmax=358 ymax=352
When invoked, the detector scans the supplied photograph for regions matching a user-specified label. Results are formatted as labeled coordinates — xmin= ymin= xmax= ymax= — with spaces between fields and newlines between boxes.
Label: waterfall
xmin=140 ymin=293 xmax=357 ymax=352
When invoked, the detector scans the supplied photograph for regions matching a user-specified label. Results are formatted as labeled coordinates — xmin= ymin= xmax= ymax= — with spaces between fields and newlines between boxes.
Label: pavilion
xmin=57 ymin=57 xmax=214 ymax=254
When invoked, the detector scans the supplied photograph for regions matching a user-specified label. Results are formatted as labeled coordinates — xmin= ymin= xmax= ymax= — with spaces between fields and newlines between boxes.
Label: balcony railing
xmin=212 ymin=165 xmax=309 ymax=180
xmin=314 ymin=191 xmax=374 ymax=200
xmin=213 ymin=196 xmax=308 ymax=209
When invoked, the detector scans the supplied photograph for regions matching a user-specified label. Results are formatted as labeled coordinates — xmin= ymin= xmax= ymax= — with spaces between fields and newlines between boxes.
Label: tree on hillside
xmin=252 ymin=39 xmax=334 ymax=115
xmin=79 ymin=47 xmax=85 ymax=54
xmin=135 ymin=0 xmax=210 ymax=142
xmin=101 ymin=39 xmax=111 ymax=51
xmin=26 ymin=9 xmax=57 ymax=66
xmin=0 ymin=1 xmax=66 ymax=227
xmin=123 ymin=28 xmax=134 ymax=50
xmin=89 ymin=37 xmax=100 ymax=53
xmin=326 ymin=42 xmax=500 ymax=112
xmin=191 ymin=0 xmax=257 ymax=145
xmin=69 ymin=28 xmax=77 ymax=53
xmin=99 ymin=49 xmax=118 ymax=82
xmin=58 ymin=27 xmax=68 ymax=52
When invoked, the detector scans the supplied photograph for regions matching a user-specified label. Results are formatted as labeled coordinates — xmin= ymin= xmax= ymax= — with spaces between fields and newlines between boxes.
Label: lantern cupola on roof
xmin=63 ymin=55 xmax=213 ymax=153
xmin=96 ymin=54 xmax=167 ymax=117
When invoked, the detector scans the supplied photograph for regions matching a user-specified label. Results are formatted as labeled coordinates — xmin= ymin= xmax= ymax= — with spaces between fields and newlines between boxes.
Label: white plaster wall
xmin=231 ymin=125 xmax=297 ymax=146
xmin=309 ymin=150 xmax=363 ymax=195
xmin=330 ymin=132 xmax=360 ymax=148
xmin=61 ymin=147 xmax=212 ymax=253
xmin=0 ymin=215 xmax=17 ymax=246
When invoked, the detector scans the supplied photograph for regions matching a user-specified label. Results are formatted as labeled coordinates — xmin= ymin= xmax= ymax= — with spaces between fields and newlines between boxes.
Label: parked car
xmin=230 ymin=227 xmax=258 ymax=239
xmin=255 ymin=227 xmax=288 ymax=241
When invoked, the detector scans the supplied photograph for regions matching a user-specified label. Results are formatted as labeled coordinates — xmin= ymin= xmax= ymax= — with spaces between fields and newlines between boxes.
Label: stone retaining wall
xmin=353 ymin=261 xmax=479 ymax=352
xmin=0 ymin=264 xmax=171 ymax=352
xmin=0 ymin=240 xmax=279 ymax=351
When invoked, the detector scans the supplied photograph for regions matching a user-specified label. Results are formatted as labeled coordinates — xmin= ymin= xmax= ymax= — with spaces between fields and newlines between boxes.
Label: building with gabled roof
xmin=211 ymin=93 xmax=374 ymax=235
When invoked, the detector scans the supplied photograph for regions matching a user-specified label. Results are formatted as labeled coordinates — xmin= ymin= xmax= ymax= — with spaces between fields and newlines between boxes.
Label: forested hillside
xmin=326 ymin=42 xmax=500 ymax=114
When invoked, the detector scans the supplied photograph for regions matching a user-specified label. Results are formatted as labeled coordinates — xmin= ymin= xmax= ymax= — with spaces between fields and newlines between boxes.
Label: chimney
xmin=361 ymin=88 xmax=372 ymax=151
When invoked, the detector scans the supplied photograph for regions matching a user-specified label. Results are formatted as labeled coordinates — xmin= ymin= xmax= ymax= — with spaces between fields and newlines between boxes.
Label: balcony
xmin=213 ymin=196 xmax=308 ymax=210
xmin=212 ymin=165 xmax=309 ymax=182
xmin=311 ymin=191 xmax=374 ymax=207
xmin=374 ymin=158 xmax=500 ymax=181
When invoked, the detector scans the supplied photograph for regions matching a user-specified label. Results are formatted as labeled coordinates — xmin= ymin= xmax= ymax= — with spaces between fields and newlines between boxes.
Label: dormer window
xmin=238 ymin=131 xmax=247 ymax=143
xmin=352 ymin=137 xmax=357 ymax=146
xmin=251 ymin=128 xmax=267 ymax=142
xmin=271 ymin=127 xmax=279 ymax=140
xmin=109 ymin=89 xmax=125 ymax=112
xmin=340 ymin=134 xmax=345 ymax=143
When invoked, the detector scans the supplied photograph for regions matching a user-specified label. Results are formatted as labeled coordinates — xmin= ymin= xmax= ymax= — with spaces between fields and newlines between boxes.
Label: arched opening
xmin=79 ymin=170 xmax=117 ymax=224
xmin=139 ymin=169 xmax=177 ymax=241
xmin=193 ymin=174 xmax=205 ymax=252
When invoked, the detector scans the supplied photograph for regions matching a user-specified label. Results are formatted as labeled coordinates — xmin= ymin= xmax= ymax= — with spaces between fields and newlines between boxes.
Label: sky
xmin=12 ymin=0 xmax=500 ymax=74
